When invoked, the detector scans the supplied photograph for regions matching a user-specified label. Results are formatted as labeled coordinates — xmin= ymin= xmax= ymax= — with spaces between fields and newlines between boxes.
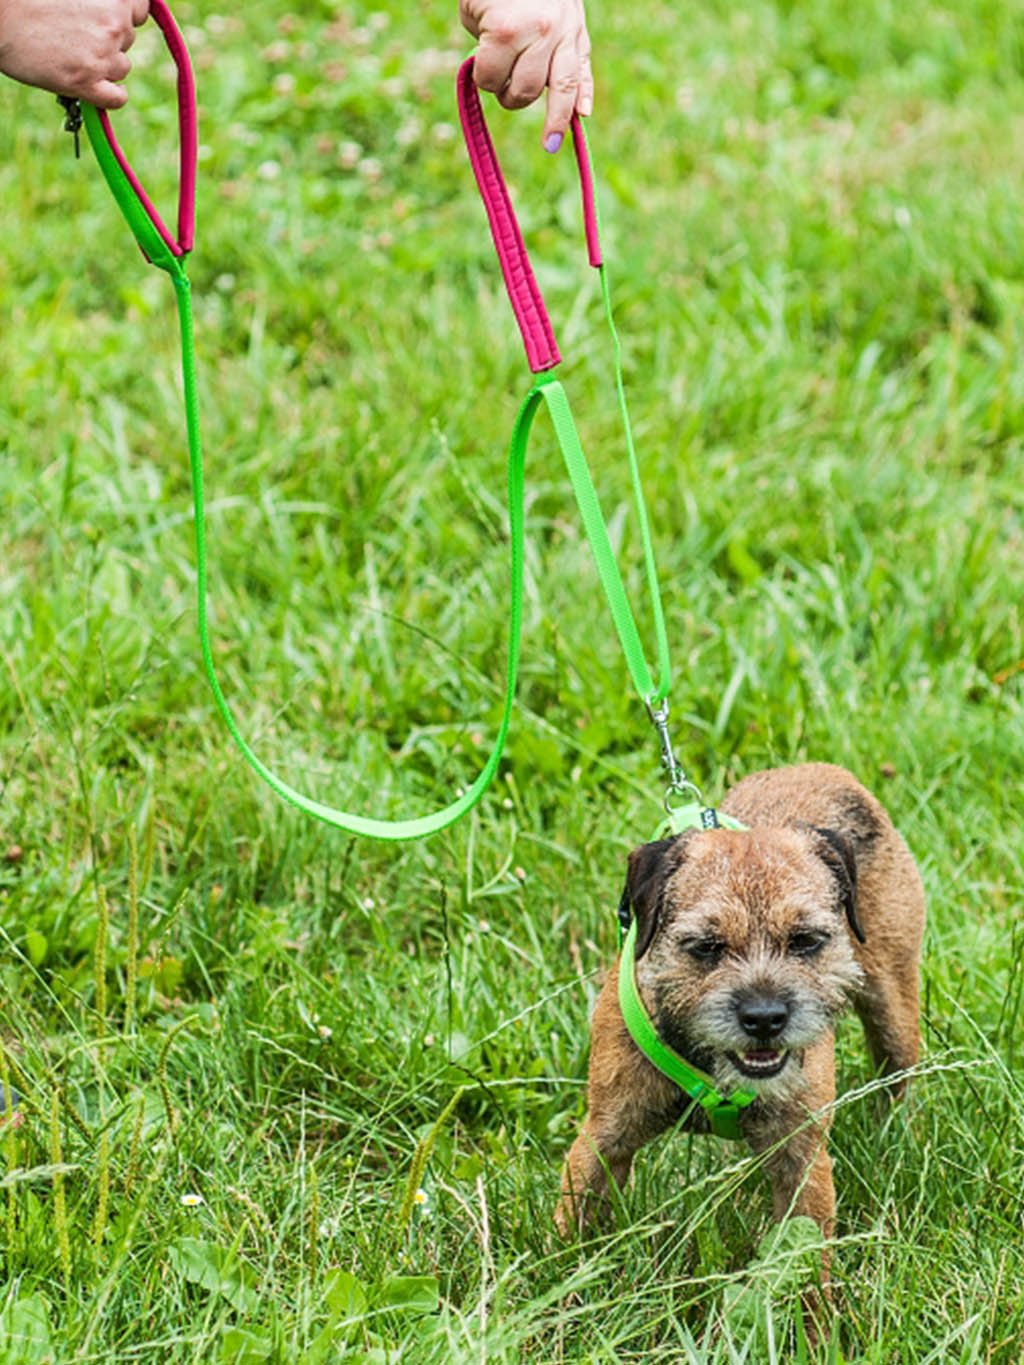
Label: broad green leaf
xmin=722 ymin=1215 xmax=821 ymax=1341
xmin=0 ymin=1293 xmax=54 ymax=1364
xmin=218 ymin=1326 xmax=273 ymax=1364
xmin=24 ymin=930 xmax=47 ymax=967
xmin=324 ymin=1268 xmax=368 ymax=1320
xmin=375 ymin=1275 xmax=440 ymax=1314
xmin=168 ymin=1237 xmax=259 ymax=1314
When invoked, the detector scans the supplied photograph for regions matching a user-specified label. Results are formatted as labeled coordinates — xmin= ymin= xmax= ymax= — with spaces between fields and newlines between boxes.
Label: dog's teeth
xmin=739 ymin=1049 xmax=787 ymax=1071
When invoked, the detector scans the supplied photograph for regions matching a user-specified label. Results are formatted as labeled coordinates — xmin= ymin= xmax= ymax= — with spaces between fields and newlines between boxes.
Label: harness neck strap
xmin=618 ymin=804 xmax=757 ymax=1140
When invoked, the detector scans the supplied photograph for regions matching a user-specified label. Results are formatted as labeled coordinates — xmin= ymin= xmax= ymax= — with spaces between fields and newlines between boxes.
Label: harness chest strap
xmin=618 ymin=803 xmax=757 ymax=1141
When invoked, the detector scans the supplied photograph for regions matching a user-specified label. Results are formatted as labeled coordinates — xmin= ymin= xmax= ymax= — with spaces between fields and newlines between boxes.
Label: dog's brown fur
xmin=556 ymin=763 xmax=925 ymax=1263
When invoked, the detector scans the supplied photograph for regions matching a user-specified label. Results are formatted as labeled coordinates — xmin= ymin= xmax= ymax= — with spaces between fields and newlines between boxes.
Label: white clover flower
xmin=338 ymin=140 xmax=362 ymax=169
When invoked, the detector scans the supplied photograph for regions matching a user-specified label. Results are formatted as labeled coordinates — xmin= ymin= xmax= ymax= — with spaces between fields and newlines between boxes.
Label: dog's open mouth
xmin=729 ymin=1048 xmax=790 ymax=1079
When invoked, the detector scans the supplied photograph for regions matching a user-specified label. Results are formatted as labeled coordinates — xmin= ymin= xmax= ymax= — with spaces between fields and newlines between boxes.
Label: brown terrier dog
xmin=556 ymin=763 xmax=925 ymax=1255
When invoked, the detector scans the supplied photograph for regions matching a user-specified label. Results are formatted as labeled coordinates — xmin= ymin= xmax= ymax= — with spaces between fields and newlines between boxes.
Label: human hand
xmin=0 ymin=0 xmax=150 ymax=109
xmin=459 ymin=0 xmax=592 ymax=153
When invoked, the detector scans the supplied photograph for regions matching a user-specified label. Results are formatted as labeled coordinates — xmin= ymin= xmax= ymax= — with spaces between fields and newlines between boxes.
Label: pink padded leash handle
xmin=457 ymin=57 xmax=602 ymax=374
xmin=98 ymin=0 xmax=197 ymax=256
xmin=571 ymin=117 xmax=602 ymax=270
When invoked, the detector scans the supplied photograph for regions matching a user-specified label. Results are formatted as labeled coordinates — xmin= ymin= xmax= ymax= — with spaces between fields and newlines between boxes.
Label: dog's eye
xmin=682 ymin=938 xmax=726 ymax=964
xmin=788 ymin=931 xmax=829 ymax=957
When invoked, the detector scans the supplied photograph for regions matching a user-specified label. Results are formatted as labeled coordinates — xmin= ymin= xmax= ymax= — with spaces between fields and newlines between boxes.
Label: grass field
xmin=1 ymin=0 xmax=1023 ymax=1359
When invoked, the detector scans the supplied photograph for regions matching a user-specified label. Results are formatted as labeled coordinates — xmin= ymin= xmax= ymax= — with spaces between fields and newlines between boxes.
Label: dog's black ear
xmin=811 ymin=826 xmax=865 ymax=944
xmin=623 ymin=835 xmax=691 ymax=959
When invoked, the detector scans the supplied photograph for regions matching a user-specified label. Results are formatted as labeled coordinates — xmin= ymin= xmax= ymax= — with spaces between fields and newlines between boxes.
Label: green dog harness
xmin=617 ymin=803 xmax=757 ymax=1140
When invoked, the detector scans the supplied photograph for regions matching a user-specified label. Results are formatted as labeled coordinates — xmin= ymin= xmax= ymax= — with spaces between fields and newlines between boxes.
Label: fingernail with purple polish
xmin=544 ymin=132 xmax=563 ymax=154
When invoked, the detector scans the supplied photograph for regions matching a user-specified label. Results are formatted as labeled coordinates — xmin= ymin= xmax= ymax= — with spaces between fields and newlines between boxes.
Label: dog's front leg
xmin=555 ymin=976 xmax=681 ymax=1237
xmin=744 ymin=1034 xmax=838 ymax=1327
xmin=752 ymin=1122 xmax=836 ymax=1240
xmin=745 ymin=1036 xmax=837 ymax=1239
xmin=556 ymin=1116 xmax=640 ymax=1236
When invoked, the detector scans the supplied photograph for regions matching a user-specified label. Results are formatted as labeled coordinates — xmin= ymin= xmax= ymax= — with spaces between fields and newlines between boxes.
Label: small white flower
xmin=180 ymin=1193 xmax=205 ymax=1209
xmin=338 ymin=140 xmax=362 ymax=169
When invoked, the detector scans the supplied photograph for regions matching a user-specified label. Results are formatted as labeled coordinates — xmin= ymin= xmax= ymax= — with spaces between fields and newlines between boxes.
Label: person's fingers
xmin=131 ymin=0 xmax=151 ymax=25
xmin=472 ymin=32 xmax=521 ymax=94
xmin=107 ymin=50 xmax=132 ymax=82
xmin=541 ymin=36 xmax=579 ymax=147
xmin=121 ymin=25 xmax=137 ymax=52
xmin=499 ymin=42 xmax=551 ymax=110
xmin=467 ymin=3 xmax=594 ymax=137
xmin=458 ymin=0 xmax=481 ymax=40
xmin=87 ymin=77 xmax=129 ymax=109
xmin=576 ymin=23 xmax=593 ymax=116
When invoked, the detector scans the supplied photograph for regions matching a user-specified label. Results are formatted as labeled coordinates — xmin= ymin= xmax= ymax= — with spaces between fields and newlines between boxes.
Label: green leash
xmin=78 ymin=20 xmax=686 ymax=839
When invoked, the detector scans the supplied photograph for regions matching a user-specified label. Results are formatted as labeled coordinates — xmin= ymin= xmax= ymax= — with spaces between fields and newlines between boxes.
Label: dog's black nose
xmin=738 ymin=998 xmax=789 ymax=1040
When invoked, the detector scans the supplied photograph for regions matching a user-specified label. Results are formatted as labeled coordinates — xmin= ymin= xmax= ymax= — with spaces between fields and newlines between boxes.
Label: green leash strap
xmin=596 ymin=252 xmax=671 ymax=709
xmin=80 ymin=33 xmax=684 ymax=841
xmin=159 ymin=268 xmax=529 ymax=836
xmin=458 ymin=62 xmax=671 ymax=710
xmin=618 ymin=802 xmax=757 ymax=1140
xmin=176 ymin=258 xmax=529 ymax=839
xmin=533 ymin=371 xmax=665 ymax=706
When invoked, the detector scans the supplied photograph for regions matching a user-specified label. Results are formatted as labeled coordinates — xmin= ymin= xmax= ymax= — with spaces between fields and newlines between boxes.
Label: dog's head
xmin=624 ymin=826 xmax=865 ymax=1100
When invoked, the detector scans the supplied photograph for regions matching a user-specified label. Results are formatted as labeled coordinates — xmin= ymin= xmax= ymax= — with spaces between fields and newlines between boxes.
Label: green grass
xmin=1 ymin=0 xmax=1022 ymax=1359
